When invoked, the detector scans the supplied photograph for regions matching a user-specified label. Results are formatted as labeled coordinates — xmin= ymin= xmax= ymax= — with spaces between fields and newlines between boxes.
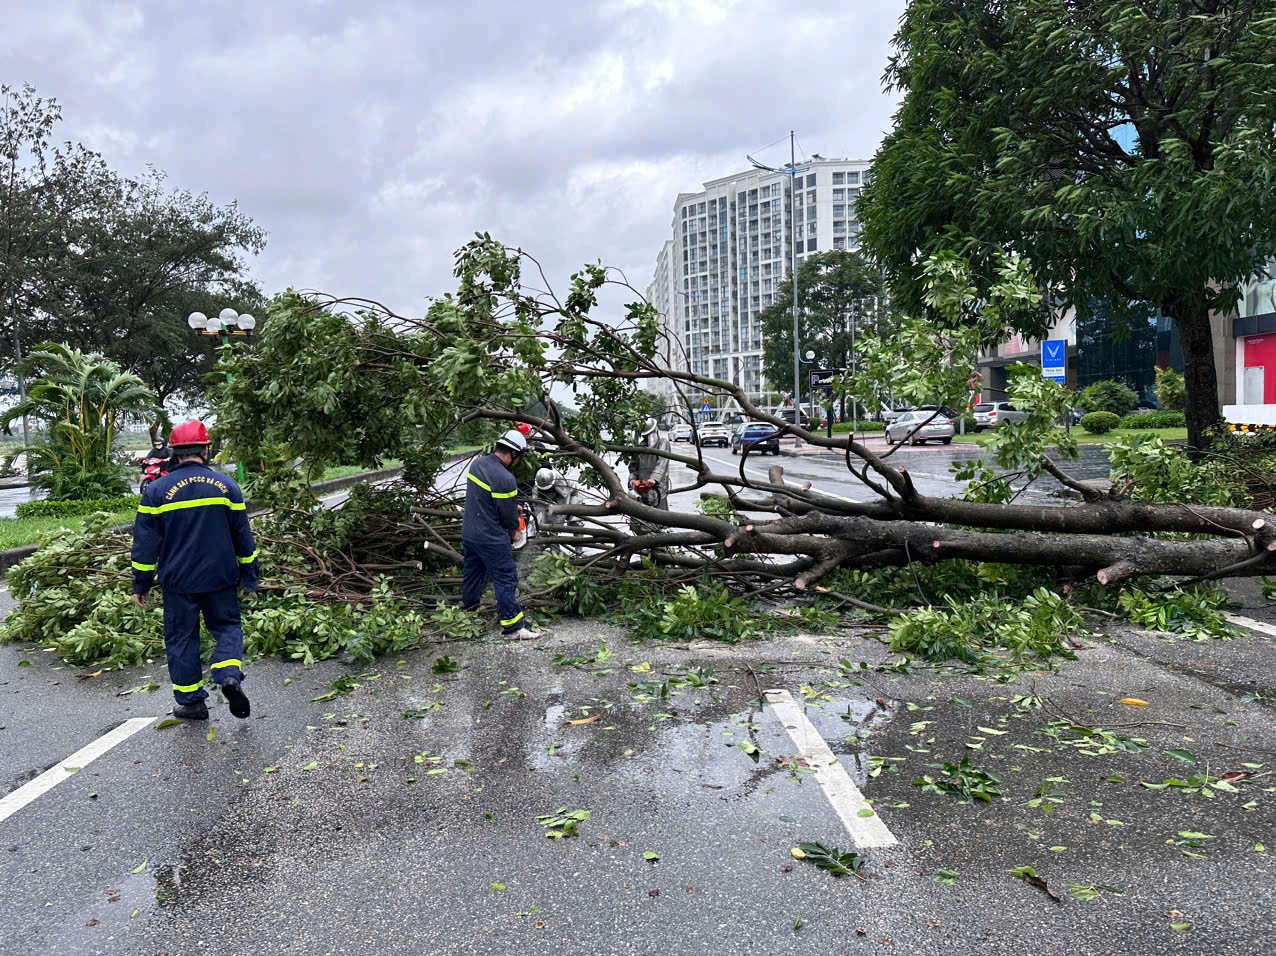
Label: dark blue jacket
xmin=462 ymin=453 xmax=519 ymax=547
xmin=131 ymin=460 xmax=259 ymax=596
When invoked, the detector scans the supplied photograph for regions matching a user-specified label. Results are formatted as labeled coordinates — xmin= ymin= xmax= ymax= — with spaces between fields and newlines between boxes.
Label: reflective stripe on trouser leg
xmin=163 ymin=591 xmax=208 ymax=705
xmin=485 ymin=546 xmax=524 ymax=633
xmin=461 ymin=547 xmax=487 ymax=612
xmin=199 ymin=587 xmax=245 ymax=684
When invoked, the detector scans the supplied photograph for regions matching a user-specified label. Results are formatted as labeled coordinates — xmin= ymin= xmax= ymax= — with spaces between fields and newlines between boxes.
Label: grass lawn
xmin=0 ymin=510 xmax=136 ymax=550
xmin=961 ymin=426 xmax=1188 ymax=447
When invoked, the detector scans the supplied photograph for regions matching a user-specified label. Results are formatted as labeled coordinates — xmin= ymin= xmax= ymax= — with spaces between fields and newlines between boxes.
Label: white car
xmin=885 ymin=409 xmax=955 ymax=445
xmin=696 ymin=421 xmax=731 ymax=447
xmin=671 ymin=423 xmax=693 ymax=442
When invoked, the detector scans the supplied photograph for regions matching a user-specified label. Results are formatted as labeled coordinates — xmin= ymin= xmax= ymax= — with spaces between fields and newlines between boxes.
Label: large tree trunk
xmin=1170 ymin=300 xmax=1221 ymax=459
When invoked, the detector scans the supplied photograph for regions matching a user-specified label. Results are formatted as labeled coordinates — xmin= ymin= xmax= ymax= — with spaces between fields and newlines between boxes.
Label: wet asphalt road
xmin=2 ymin=450 xmax=1275 ymax=954
xmin=3 ymin=587 xmax=1275 ymax=955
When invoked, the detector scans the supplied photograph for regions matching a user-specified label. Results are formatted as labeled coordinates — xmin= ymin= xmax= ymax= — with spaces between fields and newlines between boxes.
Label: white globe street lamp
xmin=187 ymin=311 xmax=207 ymax=331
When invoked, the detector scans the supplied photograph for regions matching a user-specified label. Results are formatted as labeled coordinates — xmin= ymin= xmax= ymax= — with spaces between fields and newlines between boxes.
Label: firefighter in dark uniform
xmin=131 ymin=420 xmax=259 ymax=720
xmin=461 ymin=429 xmax=545 ymax=641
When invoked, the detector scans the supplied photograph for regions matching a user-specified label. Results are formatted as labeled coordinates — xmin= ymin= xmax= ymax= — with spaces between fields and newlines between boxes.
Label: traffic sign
xmin=809 ymin=368 xmax=840 ymax=390
xmin=700 ymin=402 xmax=711 ymax=413
xmin=1041 ymin=339 xmax=1066 ymax=383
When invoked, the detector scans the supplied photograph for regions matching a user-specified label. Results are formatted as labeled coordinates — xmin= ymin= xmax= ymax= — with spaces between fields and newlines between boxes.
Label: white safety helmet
xmin=640 ymin=417 xmax=659 ymax=438
xmin=534 ymin=467 xmax=556 ymax=491
xmin=495 ymin=429 xmax=529 ymax=455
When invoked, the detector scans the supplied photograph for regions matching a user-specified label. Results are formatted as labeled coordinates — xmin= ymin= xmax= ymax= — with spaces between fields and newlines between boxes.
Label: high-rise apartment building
xmin=648 ymin=157 xmax=872 ymax=407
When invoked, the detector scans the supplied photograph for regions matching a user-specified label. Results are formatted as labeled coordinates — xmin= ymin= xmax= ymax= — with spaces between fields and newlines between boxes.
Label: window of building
xmin=833 ymin=172 xmax=844 ymax=185
xmin=832 ymin=188 xmax=844 ymax=201
xmin=847 ymin=172 xmax=860 ymax=184
xmin=833 ymin=236 xmax=846 ymax=250
xmin=807 ymin=207 xmax=816 ymax=222
xmin=806 ymin=238 xmax=816 ymax=252
xmin=794 ymin=193 xmax=803 ymax=208
xmin=807 ymin=190 xmax=816 ymax=205
xmin=833 ymin=204 xmax=845 ymax=218
xmin=806 ymin=173 xmax=815 ymax=188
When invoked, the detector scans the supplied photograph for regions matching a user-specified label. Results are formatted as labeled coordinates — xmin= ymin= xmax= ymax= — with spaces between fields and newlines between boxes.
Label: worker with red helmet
xmin=131 ymin=420 xmax=259 ymax=721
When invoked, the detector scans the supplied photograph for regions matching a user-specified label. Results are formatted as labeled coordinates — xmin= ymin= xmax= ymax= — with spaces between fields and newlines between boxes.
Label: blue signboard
xmin=1041 ymin=339 xmax=1067 ymax=383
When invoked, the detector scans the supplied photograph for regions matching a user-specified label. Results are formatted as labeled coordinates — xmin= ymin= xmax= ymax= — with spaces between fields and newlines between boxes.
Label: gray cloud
xmin=4 ymin=0 xmax=904 ymax=312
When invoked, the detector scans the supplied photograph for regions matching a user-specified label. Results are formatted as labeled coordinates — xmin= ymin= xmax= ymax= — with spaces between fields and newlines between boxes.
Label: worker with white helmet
xmin=630 ymin=417 xmax=670 ymax=511
xmin=532 ymin=465 xmax=584 ymax=529
xmin=461 ymin=429 xmax=543 ymax=640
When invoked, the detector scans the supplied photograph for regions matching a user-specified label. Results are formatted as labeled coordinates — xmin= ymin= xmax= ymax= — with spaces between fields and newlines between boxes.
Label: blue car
xmin=731 ymin=421 xmax=780 ymax=456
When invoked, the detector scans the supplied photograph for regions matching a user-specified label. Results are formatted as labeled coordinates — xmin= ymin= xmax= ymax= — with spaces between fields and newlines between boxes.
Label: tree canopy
xmin=0 ymin=83 xmax=266 ymax=415
xmin=859 ymin=0 xmax=1276 ymax=452
xmin=758 ymin=250 xmax=888 ymax=415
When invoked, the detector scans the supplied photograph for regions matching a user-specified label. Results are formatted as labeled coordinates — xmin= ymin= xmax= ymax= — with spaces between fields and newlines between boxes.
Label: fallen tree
xmin=2 ymin=240 xmax=1266 ymax=668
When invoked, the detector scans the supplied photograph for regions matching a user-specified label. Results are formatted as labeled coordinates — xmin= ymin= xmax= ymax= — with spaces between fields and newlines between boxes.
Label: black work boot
xmin=220 ymin=677 xmax=251 ymax=719
xmin=171 ymin=701 xmax=209 ymax=720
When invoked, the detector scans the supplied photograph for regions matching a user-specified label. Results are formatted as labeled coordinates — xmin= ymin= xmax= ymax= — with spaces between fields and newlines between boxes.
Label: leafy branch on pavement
xmin=790 ymin=842 xmax=867 ymax=880
xmin=914 ymin=757 xmax=1004 ymax=804
xmin=536 ymin=807 xmax=590 ymax=839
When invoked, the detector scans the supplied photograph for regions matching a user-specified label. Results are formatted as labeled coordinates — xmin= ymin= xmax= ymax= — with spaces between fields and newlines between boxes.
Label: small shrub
xmin=15 ymin=496 xmax=140 ymax=519
xmin=1155 ymin=366 xmax=1186 ymax=411
xmin=830 ymin=420 xmax=885 ymax=433
xmin=1118 ymin=411 xmax=1185 ymax=429
xmin=1079 ymin=380 xmax=1138 ymax=417
xmin=1080 ymin=411 xmax=1120 ymax=434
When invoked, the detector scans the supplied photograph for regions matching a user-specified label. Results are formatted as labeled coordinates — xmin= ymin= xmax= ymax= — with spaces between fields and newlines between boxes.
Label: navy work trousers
xmin=164 ymin=587 xmax=246 ymax=705
xmin=461 ymin=540 xmax=524 ymax=633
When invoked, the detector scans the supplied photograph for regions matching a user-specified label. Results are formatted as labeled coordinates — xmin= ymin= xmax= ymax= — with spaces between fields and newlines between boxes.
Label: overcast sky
xmin=4 ymin=0 xmax=906 ymax=313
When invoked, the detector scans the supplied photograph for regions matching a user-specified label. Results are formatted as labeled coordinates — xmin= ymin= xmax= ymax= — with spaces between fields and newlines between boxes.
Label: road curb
xmin=0 ymin=451 xmax=476 ymax=575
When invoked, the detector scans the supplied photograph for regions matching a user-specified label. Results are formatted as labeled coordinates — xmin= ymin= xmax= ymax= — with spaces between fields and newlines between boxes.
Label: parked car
xmin=671 ymin=423 xmax=693 ymax=442
xmin=972 ymin=401 xmax=1027 ymax=431
xmin=731 ymin=421 xmax=781 ymax=456
xmin=886 ymin=410 xmax=956 ymax=445
xmin=880 ymin=404 xmax=913 ymax=424
xmin=696 ymin=420 xmax=731 ymax=448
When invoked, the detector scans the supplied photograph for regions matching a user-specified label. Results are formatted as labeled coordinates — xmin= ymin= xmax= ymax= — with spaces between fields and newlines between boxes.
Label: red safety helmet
xmin=516 ymin=423 xmax=532 ymax=436
xmin=170 ymin=420 xmax=211 ymax=447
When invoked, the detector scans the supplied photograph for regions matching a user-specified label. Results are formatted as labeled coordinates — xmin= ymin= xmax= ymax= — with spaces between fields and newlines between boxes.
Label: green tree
xmin=0 ymin=85 xmax=265 ymax=419
xmin=0 ymin=343 xmax=157 ymax=499
xmin=860 ymin=0 xmax=1276 ymax=454
xmin=1155 ymin=366 xmax=1186 ymax=412
xmin=759 ymin=250 xmax=888 ymax=418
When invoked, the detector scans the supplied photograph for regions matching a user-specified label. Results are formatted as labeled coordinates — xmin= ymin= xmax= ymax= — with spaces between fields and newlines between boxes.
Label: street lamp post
xmin=748 ymin=132 xmax=808 ymax=447
xmin=187 ymin=308 xmax=255 ymax=483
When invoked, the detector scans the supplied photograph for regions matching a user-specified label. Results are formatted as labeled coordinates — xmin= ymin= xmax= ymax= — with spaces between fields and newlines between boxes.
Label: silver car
xmin=671 ymin=423 xmax=693 ymax=442
xmin=972 ymin=402 xmax=1027 ymax=430
xmin=885 ymin=410 xmax=956 ymax=445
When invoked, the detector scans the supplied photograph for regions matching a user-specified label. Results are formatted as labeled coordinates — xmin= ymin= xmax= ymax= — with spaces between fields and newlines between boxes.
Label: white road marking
xmin=698 ymin=454 xmax=862 ymax=504
xmin=1223 ymin=613 xmax=1276 ymax=639
xmin=0 ymin=717 xmax=158 ymax=824
xmin=764 ymin=688 xmax=897 ymax=849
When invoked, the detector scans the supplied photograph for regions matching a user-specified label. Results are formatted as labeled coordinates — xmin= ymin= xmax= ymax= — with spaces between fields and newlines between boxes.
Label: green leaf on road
xmin=934 ymin=868 xmax=959 ymax=885
xmin=1165 ymin=749 xmax=1197 ymax=765
xmin=206 ymin=727 xmax=217 ymax=742
xmin=1049 ymin=845 xmax=1067 ymax=852
xmin=64 ymin=767 xmax=80 ymax=774
xmin=1171 ymin=922 xmax=1192 ymax=932
xmin=301 ymin=761 xmax=319 ymax=771
xmin=857 ymin=808 xmax=875 ymax=818
xmin=131 ymin=860 xmax=147 ymax=874
xmin=643 ymin=852 xmax=660 ymax=862
xmin=154 ymin=719 xmax=181 ymax=730
xmin=432 ymin=655 xmax=460 ymax=675
xmin=17 ymin=660 xmax=30 ymax=667
xmin=491 ymin=883 xmax=507 ymax=891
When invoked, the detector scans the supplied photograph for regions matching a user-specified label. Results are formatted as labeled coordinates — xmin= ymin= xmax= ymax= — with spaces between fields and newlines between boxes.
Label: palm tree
xmin=1 ymin=343 xmax=157 ymax=499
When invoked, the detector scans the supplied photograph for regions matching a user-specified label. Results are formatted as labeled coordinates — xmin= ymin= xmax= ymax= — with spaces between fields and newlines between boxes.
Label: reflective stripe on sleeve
xmin=238 ymin=550 xmax=258 ymax=564
xmin=173 ymin=679 xmax=205 ymax=693
xmin=131 ymin=561 xmax=157 ymax=572
xmin=211 ymin=659 xmax=242 ymax=670
xmin=500 ymin=611 xmax=524 ymax=627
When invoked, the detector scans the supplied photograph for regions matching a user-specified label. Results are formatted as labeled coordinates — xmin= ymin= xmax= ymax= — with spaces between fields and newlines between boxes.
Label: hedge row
xmin=15 ymin=496 xmax=141 ymax=519
xmin=830 ymin=421 xmax=886 ymax=433
xmin=1119 ymin=411 xmax=1186 ymax=429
